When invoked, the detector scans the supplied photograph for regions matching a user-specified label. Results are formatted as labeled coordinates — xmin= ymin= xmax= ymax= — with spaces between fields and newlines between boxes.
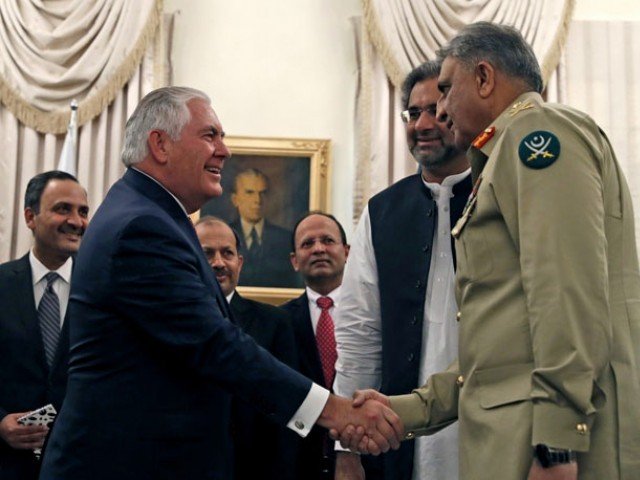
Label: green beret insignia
xmin=518 ymin=131 xmax=560 ymax=169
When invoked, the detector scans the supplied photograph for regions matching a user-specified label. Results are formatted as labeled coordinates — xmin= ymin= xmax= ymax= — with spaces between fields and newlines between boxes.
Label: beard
xmin=411 ymin=143 xmax=459 ymax=170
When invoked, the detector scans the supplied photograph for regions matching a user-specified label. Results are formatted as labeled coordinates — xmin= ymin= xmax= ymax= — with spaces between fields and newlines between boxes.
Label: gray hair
xmin=437 ymin=22 xmax=543 ymax=94
xmin=401 ymin=60 xmax=441 ymax=109
xmin=121 ymin=86 xmax=211 ymax=166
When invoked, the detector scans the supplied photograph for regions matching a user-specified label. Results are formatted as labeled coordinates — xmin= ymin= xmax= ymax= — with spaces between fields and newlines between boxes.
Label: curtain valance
xmin=0 ymin=0 xmax=161 ymax=133
xmin=363 ymin=0 xmax=575 ymax=88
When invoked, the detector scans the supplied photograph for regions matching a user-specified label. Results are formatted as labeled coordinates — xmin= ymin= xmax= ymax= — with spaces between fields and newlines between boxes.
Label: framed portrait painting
xmin=193 ymin=136 xmax=331 ymax=305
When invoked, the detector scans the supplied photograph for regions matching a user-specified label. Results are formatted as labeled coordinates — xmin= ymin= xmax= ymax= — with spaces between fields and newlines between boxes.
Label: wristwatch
xmin=534 ymin=444 xmax=577 ymax=468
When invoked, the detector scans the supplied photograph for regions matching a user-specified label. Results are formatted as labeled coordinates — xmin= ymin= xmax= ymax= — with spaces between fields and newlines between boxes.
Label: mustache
xmin=59 ymin=224 xmax=84 ymax=235
xmin=414 ymin=132 xmax=442 ymax=142
xmin=311 ymin=256 xmax=332 ymax=265
xmin=212 ymin=266 xmax=230 ymax=276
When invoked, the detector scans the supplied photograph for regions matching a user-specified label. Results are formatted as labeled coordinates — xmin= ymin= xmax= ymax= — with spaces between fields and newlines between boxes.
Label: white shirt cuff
xmin=286 ymin=383 xmax=330 ymax=437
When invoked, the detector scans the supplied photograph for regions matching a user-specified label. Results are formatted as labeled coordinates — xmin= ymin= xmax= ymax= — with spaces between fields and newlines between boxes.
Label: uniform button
xmin=405 ymin=431 xmax=415 ymax=440
xmin=456 ymin=375 xmax=464 ymax=387
xmin=426 ymin=209 xmax=433 ymax=217
xmin=423 ymin=244 xmax=430 ymax=252
xmin=415 ymin=280 xmax=422 ymax=289
xmin=576 ymin=423 xmax=588 ymax=435
xmin=295 ymin=420 xmax=305 ymax=430
xmin=411 ymin=315 xmax=418 ymax=325
xmin=456 ymin=311 xmax=462 ymax=322
xmin=408 ymin=353 xmax=415 ymax=362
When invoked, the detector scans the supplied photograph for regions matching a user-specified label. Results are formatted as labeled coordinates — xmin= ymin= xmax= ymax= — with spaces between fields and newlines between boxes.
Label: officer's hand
xmin=527 ymin=460 xmax=577 ymax=480
xmin=351 ymin=389 xmax=391 ymax=408
xmin=335 ymin=451 xmax=365 ymax=480
xmin=0 ymin=412 xmax=48 ymax=450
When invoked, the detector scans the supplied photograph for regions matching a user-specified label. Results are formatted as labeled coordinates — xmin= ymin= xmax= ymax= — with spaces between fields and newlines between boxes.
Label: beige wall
xmin=574 ymin=0 xmax=640 ymax=20
xmin=165 ymin=0 xmax=362 ymax=235
xmin=164 ymin=0 xmax=640 ymax=237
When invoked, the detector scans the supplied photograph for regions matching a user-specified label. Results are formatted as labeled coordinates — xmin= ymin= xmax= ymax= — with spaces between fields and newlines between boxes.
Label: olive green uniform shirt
xmin=390 ymin=92 xmax=640 ymax=480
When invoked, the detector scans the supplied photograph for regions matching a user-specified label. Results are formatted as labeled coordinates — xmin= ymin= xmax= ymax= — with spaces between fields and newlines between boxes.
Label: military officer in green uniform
xmin=337 ymin=22 xmax=640 ymax=480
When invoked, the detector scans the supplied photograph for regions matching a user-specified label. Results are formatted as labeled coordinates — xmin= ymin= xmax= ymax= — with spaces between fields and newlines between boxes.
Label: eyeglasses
xmin=400 ymin=106 xmax=437 ymax=124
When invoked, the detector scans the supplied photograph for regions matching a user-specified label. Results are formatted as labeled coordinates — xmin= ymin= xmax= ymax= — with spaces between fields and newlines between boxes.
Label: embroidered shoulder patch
xmin=518 ymin=131 xmax=561 ymax=169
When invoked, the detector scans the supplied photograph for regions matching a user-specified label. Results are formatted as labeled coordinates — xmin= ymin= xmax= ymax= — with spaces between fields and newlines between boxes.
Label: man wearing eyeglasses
xmin=333 ymin=60 xmax=470 ymax=480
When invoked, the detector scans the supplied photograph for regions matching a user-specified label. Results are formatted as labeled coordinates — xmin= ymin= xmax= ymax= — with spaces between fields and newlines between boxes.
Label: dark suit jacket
xmin=229 ymin=293 xmax=299 ymax=480
xmin=281 ymin=293 xmax=335 ymax=480
xmin=230 ymin=219 xmax=302 ymax=288
xmin=39 ymin=169 xmax=312 ymax=480
xmin=0 ymin=254 xmax=70 ymax=480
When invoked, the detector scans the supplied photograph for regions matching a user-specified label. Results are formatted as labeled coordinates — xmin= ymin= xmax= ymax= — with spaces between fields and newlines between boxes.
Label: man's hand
xmin=0 ymin=412 xmax=48 ymax=450
xmin=317 ymin=394 xmax=402 ymax=456
xmin=528 ymin=460 xmax=578 ymax=480
xmin=351 ymin=389 xmax=391 ymax=408
xmin=335 ymin=451 xmax=365 ymax=480
xmin=328 ymin=390 xmax=394 ymax=453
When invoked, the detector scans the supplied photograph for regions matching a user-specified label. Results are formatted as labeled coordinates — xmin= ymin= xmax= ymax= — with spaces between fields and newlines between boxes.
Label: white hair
xmin=121 ymin=86 xmax=211 ymax=166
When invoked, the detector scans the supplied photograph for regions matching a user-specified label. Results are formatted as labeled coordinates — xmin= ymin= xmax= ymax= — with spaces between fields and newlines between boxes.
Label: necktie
xmin=316 ymin=296 xmax=337 ymax=388
xmin=38 ymin=272 xmax=61 ymax=368
xmin=249 ymin=227 xmax=260 ymax=256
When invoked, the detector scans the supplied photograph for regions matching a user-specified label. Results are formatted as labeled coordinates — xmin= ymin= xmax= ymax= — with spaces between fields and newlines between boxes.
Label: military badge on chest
xmin=452 ymin=175 xmax=483 ymax=238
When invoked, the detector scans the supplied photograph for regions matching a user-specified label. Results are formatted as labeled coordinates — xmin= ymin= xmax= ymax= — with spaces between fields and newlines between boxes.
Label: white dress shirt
xmin=30 ymin=251 xmax=73 ymax=326
xmin=334 ymin=169 xmax=470 ymax=479
xmin=131 ymin=167 xmax=329 ymax=438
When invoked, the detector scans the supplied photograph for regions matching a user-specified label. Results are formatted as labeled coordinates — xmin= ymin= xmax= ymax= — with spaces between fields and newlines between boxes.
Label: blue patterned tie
xmin=38 ymin=272 xmax=61 ymax=368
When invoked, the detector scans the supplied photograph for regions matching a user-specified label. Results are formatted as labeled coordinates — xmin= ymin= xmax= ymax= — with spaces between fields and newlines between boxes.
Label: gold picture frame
xmin=192 ymin=136 xmax=331 ymax=305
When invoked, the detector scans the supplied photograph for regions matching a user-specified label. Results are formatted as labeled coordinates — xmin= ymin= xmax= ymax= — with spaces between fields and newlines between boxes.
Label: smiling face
xmin=161 ymin=98 xmax=231 ymax=213
xmin=437 ymin=56 xmax=493 ymax=151
xmin=406 ymin=77 xmax=459 ymax=170
xmin=290 ymin=214 xmax=349 ymax=294
xmin=195 ymin=220 xmax=243 ymax=297
xmin=25 ymin=179 xmax=89 ymax=269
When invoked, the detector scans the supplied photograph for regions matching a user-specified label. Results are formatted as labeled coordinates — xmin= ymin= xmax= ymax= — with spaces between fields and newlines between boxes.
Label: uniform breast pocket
xmin=456 ymin=220 xmax=494 ymax=282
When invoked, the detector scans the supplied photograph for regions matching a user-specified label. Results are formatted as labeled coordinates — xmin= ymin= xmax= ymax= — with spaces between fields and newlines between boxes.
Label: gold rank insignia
xmin=509 ymin=100 xmax=534 ymax=117
xmin=472 ymin=126 xmax=495 ymax=149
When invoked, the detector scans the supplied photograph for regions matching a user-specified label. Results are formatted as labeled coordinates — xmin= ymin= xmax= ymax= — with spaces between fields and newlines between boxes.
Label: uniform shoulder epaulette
xmin=472 ymin=126 xmax=495 ymax=149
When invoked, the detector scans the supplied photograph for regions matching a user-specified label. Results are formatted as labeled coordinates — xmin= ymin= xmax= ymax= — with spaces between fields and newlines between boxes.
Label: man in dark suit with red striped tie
xmin=282 ymin=211 xmax=350 ymax=480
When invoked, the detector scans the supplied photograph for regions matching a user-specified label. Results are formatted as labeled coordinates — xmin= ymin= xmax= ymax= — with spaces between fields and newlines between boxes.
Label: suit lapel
xmin=292 ymin=294 xmax=326 ymax=387
xmin=12 ymin=255 xmax=50 ymax=372
xmin=229 ymin=293 xmax=252 ymax=331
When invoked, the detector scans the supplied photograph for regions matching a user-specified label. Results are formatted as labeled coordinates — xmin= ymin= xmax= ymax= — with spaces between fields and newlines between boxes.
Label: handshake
xmin=318 ymin=390 xmax=401 ymax=455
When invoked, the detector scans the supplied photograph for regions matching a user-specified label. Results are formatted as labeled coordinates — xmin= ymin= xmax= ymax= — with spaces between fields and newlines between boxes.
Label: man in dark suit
xmin=194 ymin=215 xmax=298 ymax=480
xmin=0 ymin=170 xmax=88 ymax=480
xmin=39 ymin=87 xmax=402 ymax=480
xmin=282 ymin=211 xmax=350 ymax=480
xmin=230 ymin=168 xmax=301 ymax=288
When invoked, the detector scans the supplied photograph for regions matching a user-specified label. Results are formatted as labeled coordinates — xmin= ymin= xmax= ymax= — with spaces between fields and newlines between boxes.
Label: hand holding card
xmin=17 ymin=404 xmax=57 ymax=458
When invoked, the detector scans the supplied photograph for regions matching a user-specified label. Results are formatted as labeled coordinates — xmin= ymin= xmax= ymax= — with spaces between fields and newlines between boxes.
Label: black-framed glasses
xmin=400 ymin=106 xmax=437 ymax=124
